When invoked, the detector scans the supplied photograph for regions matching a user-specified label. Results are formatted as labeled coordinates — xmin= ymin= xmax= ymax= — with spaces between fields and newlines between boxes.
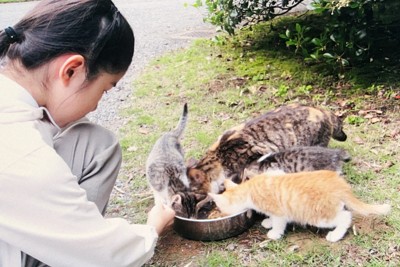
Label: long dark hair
xmin=0 ymin=0 xmax=134 ymax=79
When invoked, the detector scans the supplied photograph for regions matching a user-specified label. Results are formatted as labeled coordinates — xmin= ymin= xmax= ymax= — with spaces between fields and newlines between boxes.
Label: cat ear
xmin=187 ymin=168 xmax=206 ymax=184
xmin=224 ymin=179 xmax=238 ymax=189
xmin=186 ymin=157 xmax=198 ymax=167
xmin=171 ymin=194 xmax=182 ymax=206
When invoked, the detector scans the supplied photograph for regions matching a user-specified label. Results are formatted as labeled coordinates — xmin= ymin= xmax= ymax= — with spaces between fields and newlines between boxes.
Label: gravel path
xmin=90 ymin=0 xmax=215 ymax=132
xmin=1 ymin=0 xmax=312 ymax=133
xmin=0 ymin=0 xmax=215 ymax=132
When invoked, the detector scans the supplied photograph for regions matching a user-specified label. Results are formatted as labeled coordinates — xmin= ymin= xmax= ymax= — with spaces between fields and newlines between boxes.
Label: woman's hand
xmin=146 ymin=204 xmax=175 ymax=235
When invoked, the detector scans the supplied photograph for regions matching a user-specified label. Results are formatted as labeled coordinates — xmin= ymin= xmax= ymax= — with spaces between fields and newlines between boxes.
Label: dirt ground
xmin=107 ymin=85 xmax=399 ymax=266
xmin=144 ymin=214 xmax=396 ymax=266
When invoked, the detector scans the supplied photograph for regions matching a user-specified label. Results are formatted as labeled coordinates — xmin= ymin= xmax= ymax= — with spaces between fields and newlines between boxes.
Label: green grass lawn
xmin=107 ymin=15 xmax=400 ymax=267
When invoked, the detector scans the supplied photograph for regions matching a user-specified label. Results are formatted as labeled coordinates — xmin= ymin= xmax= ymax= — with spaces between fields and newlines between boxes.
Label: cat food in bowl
xmin=173 ymin=209 xmax=255 ymax=241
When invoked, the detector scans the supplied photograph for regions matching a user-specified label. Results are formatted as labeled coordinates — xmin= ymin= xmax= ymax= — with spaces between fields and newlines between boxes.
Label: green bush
xmin=197 ymin=0 xmax=400 ymax=73
xmin=195 ymin=0 xmax=305 ymax=34
xmin=292 ymin=0 xmax=400 ymax=71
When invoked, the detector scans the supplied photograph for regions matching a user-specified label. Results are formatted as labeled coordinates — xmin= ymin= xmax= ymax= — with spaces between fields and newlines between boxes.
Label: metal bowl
xmin=173 ymin=209 xmax=255 ymax=241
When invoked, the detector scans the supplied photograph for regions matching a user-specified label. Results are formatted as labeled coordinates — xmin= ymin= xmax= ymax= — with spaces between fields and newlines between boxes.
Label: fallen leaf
xmin=338 ymin=100 xmax=348 ymax=107
xmin=388 ymin=245 xmax=399 ymax=254
xmin=383 ymin=161 xmax=394 ymax=168
xmin=371 ymin=118 xmax=381 ymax=123
xmin=354 ymin=136 xmax=365 ymax=144
xmin=127 ymin=146 xmax=138 ymax=152
xmin=287 ymin=244 xmax=300 ymax=253
xmin=226 ymin=243 xmax=236 ymax=251
xmin=239 ymin=238 xmax=251 ymax=245
xmin=138 ymin=128 xmax=150 ymax=135
xmin=364 ymin=114 xmax=374 ymax=119
xmin=358 ymin=109 xmax=383 ymax=115
xmin=219 ymin=113 xmax=231 ymax=121
xmin=197 ymin=117 xmax=209 ymax=124
xmin=248 ymin=85 xmax=261 ymax=94
xmin=259 ymin=240 xmax=271 ymax=248
xmin=390 ymin=128 xmax=400 ymax=138
xmin=370 ymin=149 xmax=379 ymax=155
xmin=352 ymin=224 xmax=357 ymax=236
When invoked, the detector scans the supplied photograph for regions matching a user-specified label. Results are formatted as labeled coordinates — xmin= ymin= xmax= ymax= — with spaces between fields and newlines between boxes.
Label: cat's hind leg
xmin=325 ymin=210 xmax=352 ymax=242
xmin=266 ymin=215 xmax=287 ymax=240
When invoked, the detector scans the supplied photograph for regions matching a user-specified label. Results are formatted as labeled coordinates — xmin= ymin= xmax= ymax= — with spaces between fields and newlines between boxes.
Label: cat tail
xmin=343 ymin=192 xmax=391 ymax=216
xmin=172 ymin=103 xmax=188 ymax=138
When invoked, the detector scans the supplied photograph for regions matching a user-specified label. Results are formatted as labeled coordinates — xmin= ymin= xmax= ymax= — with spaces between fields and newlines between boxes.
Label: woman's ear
xmin=58 ymin=54 xmax=85 ymax=85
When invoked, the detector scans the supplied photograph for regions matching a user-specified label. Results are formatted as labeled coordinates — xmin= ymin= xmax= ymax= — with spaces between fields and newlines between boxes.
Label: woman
xmin=0 ymin=0 xmax=175 ymax=266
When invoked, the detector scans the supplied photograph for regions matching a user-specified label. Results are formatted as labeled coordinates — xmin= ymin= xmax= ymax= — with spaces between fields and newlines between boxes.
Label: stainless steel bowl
xmin=173 ymin=209 xmax=255 ymax=241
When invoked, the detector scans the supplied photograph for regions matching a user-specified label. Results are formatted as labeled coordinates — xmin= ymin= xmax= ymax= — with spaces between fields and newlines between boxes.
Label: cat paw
xmin=267 ymin=230 xmax=283 ymax=240
xmin=261 ymin=218 xmax=273 ymax=229
xmin=326 ymin=231 xmax=343 ymax=242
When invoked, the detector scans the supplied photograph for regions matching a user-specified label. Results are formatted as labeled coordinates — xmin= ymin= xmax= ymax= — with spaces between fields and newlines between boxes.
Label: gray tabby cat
xmin=146 ymin=103 xmax=190 ymax=207
xmin=244 ymin=146 xmax=351 ymax=179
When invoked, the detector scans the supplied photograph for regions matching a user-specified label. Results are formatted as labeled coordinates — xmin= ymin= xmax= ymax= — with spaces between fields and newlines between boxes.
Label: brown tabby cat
xmin=209 ymin=170 xmax=391 ymax=242
xmin=187 ymin=104 xmax=347 ymax=193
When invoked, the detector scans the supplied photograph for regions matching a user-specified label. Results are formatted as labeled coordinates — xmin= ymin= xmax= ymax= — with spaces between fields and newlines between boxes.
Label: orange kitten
xmin=208 ymin=170 xmax=391 ymax=242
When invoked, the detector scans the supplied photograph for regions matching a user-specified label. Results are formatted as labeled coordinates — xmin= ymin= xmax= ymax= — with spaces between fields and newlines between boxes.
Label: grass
xmin=107 ymin=14 xmax=400 ymax=267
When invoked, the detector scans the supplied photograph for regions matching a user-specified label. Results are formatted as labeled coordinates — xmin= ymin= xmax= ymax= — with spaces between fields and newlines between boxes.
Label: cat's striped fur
xmin=243 ymin=146 xmax=351 ymax=179
xmin=145 ymin=103 xmax=214 ymax=218
xmin=146 ymin=103 xmax=189 ymax=207
xmin=187 ymin=104 xmax=347 ymax=193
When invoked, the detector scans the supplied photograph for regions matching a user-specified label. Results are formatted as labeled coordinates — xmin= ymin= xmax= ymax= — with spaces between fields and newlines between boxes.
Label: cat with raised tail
xmin=209 ymin=170 xmax=390 ymax=242
xmin=146 ymin=103 xmax=190 ymax=207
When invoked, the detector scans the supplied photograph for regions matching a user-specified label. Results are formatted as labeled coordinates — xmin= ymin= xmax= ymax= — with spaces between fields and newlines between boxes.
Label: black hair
xmin=0 ymin=0 xmax=134 ymax=80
